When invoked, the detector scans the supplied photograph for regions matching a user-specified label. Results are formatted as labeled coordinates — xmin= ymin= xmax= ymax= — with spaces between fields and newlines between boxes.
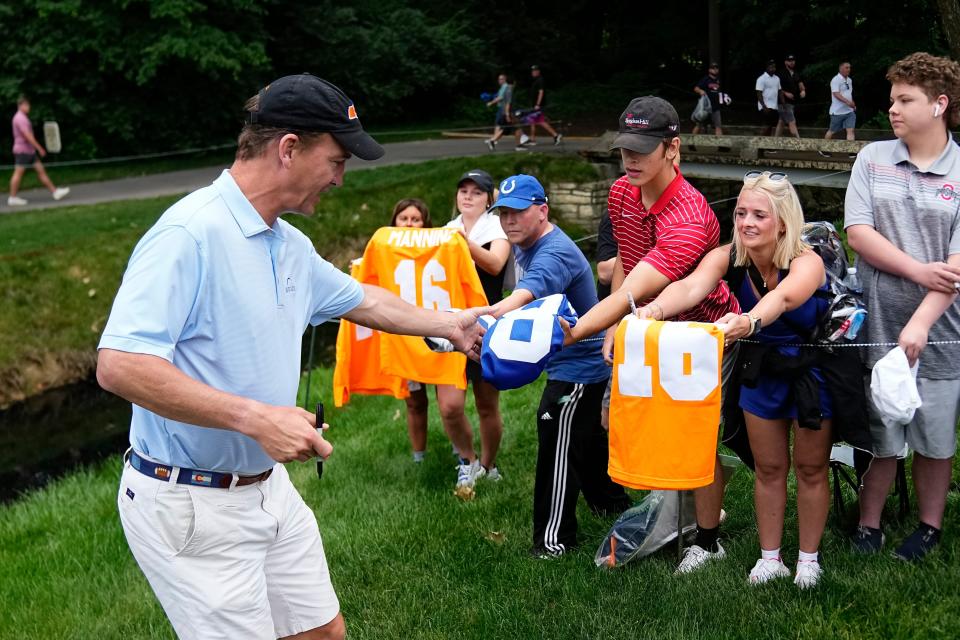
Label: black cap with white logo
xmin=458 ymin=169 xmax=494 ymax=194
xmin=247 ymin=73 xmax=384 ymax=161
xmin=609 ymin=96 xmax=680 ymax=154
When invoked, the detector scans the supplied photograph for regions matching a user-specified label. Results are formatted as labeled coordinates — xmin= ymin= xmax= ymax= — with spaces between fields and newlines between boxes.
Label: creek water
xmin=0 ymin=322 xmax=341 ymax=504
xmin=0 ymin=379 xmax=130 ymax=503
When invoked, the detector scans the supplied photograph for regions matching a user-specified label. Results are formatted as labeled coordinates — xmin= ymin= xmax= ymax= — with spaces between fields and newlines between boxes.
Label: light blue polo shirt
xmin=99 ymin=170 xmax=364 ymax=473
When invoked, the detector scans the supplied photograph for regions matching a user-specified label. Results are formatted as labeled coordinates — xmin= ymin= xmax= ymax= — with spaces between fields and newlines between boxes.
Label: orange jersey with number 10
xmin=608 ymin=317 xmax=724 ymax=490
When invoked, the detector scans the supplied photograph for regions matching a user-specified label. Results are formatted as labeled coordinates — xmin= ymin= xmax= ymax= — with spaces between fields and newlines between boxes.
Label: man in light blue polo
xmin=97 ymin=74 xmax=488 ymax=640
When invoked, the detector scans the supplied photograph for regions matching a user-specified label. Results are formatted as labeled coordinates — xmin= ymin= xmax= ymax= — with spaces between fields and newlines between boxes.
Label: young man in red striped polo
xmin=585 ymin=96 xmax=741 ymax=573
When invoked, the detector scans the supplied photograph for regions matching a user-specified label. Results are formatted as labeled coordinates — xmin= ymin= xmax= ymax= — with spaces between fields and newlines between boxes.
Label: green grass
xmin=0 ymin=153 xmax=596 ymax=387
xmin=2 ymin=368 xmax=960 ymax=638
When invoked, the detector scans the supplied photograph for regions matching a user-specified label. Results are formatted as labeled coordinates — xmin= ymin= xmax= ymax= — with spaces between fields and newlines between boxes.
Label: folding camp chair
xmin=829 ymin=444 xmax=910 ymax=526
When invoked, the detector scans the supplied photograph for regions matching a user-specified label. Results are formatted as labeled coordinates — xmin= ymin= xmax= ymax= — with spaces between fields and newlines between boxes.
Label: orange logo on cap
xmin=347 ymin=104 xmax=358 ymax=120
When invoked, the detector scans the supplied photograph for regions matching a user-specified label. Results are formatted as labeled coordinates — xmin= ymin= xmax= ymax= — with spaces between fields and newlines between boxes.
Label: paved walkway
xmin=0 ymin=136 xmax=851 ymax=216
xmin=0 ymin=137 xmax=594 ymax=215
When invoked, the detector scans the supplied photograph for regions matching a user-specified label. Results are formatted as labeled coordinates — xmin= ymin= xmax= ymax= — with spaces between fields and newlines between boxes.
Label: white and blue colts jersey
xmin=479 ymin=294 xmax=577 ymax=390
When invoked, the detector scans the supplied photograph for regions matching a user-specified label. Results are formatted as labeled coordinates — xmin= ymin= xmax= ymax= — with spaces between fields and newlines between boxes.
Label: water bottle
xmin=844 ymin=267 xmax=863 ymax=295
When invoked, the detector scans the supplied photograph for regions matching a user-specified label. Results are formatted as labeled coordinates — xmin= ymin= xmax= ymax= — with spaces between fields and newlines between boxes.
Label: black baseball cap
xmin=610 ymin=96 xmax=680 ymax=154
xmin=785 ymin=54 xmax=796 ymax=61
xmin=458 ymin=169 xmax=494 ymax=194
xmin=530 ymin=64 xmax=540 ymax=70
xmin=709 ymin=61 xmax=720 ymax=68
xmin=247 ymin=73 xmax=384 ymax=161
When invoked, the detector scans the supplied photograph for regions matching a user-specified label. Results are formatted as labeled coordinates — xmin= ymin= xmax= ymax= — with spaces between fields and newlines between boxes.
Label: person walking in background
xmin=846 ymin=52 xmax=960 ymax=562
xmin=825 ymin=62 xmax=856 ymax=140
xmin=775 ymin=55 xmax=806 ymax=138
xmin=484 ymin=74 xmax=513 ymax=151
xmin=516 ymin=65 xmax=562 ymax=149
xmin=756 ymin=60 xmax=783 ymax=136
xmin=693 ymin=62 xmax=725 ymax=135
xmin=8 ymin=96 xmax=69 ymax=206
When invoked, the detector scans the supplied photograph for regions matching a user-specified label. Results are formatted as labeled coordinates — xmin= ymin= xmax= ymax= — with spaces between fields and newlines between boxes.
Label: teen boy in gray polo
xmin=845 ymin=52 xmax=960 ymax=561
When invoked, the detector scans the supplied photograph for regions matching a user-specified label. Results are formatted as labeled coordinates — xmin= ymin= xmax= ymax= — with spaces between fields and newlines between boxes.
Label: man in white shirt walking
xmin=825 ymin=61 xmax=856 ymax=140
xmin=755 ymin=60 xmax=782 ymax=136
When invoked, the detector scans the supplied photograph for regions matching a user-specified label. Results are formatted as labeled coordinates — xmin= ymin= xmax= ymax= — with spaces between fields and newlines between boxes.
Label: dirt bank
xmin=0 ymin=350 xmax=98 ymax=409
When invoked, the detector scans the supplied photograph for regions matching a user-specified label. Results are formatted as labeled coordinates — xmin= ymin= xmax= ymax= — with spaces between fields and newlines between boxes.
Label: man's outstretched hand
xmin=449 ymin=307 xmax=493 ymax=361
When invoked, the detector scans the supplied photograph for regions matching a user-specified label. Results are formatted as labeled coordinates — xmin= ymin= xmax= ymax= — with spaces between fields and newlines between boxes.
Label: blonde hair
xmin=731 ymin=174 xmax=808 ymax=269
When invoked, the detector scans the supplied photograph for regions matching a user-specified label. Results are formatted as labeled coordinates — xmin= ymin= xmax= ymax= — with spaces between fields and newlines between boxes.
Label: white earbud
xmin=934 ymin=104 xmax=942 ymax=118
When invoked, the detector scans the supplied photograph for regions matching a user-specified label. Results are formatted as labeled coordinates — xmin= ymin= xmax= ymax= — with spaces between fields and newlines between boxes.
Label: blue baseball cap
xmin=491 ymin=174 xmax=548 ymax=211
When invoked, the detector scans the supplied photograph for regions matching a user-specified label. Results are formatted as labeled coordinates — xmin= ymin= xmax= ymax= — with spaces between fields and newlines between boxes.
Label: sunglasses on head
xmin=744 ymin=170 xmax=788 ymax=182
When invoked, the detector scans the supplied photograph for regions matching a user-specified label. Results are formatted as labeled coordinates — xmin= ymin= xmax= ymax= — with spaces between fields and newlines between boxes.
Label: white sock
xmin=798 ymin=550 xmax=819 ymax=563
xmin=761 ymin=547 xmax=781 ymax=561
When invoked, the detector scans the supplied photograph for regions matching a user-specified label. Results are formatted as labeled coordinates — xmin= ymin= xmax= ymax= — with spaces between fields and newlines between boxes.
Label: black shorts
xmin=466 ymin=358 xmax=484 ymax=384
xmin=13 ymin=152 xmax=36 ymax=167
xmin=495 ymin=111 xmax=514 ymax=133
xmin=760 ymin=108 xmax=779 ymax=127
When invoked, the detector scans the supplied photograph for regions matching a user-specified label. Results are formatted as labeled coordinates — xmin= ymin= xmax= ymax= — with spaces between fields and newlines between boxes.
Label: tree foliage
xmin=0 ymin=0 xmax=951 ymax=159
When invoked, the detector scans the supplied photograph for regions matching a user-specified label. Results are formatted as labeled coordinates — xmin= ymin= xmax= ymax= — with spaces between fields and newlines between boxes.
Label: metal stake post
xmin=303 ymin=325 xmax=318 ymax=410
xmin=677 ymin=490 xmax=684 ymax=562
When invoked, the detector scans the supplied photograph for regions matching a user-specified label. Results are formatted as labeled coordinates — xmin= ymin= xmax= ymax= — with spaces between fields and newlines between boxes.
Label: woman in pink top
xmin=8 ymin=95 xmax=69 ymax=206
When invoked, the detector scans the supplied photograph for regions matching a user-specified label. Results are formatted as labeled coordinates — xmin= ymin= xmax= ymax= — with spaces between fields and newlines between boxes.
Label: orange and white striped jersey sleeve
xmin=359 ymin=227 xmax=488 ymax=389
xmin=332 ymin=259 xmax=409 ymax=407
xmin=608 ymin=317 xmax=724 ymax=490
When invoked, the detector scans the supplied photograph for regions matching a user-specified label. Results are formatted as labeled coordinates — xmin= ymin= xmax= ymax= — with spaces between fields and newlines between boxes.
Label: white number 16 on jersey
xmin=615 ymin=317 xmax=721 ymax=402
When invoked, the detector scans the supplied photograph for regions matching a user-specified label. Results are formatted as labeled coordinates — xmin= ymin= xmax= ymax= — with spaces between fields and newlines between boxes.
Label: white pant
xmin=118 ymin=461 xmax=339 ymax=639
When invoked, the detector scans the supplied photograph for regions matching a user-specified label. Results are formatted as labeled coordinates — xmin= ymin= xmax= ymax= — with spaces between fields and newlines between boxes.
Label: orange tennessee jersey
xmin=333 ymin=260 xmax=409 ymax=407
xmin=356 ymin=227 xmax=488 ymax=389
xmin=608 ymin=317 xmax=724 ymax=490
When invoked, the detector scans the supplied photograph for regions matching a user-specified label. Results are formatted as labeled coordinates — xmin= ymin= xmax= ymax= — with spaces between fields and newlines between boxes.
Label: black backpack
xmin=724 ymin=221 xmax=866 ymax=344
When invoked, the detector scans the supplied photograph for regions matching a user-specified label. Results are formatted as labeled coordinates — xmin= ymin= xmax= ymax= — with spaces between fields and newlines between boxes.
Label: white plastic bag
xmin=595 ymin=455 xmax=739 ymax=568
xmin=870 ymin=346 xmax=921 ymax=429
xmin=691 ymin=94 xmax=712 ymax=123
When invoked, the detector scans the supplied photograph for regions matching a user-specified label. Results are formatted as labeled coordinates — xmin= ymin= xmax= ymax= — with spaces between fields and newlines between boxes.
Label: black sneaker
xmin=893 ymin=524 xmax=941 ymax=562
xmin=529 ymin=545 xmax=566 ymax=559
xmin=851 ymin=525 xmax=885 ymax=554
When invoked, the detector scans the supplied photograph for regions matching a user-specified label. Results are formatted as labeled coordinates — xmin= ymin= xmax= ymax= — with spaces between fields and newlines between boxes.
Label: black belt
xmin=127 ymin=450 xmax=273 ymax=488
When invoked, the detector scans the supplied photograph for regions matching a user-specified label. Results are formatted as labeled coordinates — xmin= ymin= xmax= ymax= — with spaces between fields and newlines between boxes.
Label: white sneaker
xmin=484 ymin=139 xmax=496 ymax=151
xmin=794 ymin=560 xmax=823 ymax=589
xmin=52 ymin=187 xmax=70 ymax=201
xmin=519 ymin=133 xmax=530 ymax=145
xmin=483 ymin=466 xmax=502 ymax=482
xmin=748 ymin=558 xmax=791 ymax=584
xmin=676 ymin=542 xmax=726 ymax=574
xmin=456 ymin=459 xmax=485 ymax=488
xmin=554 ymin=133 xmax=563 ymax=146
xmin=7 ymin=196 xmax=27 ymax=206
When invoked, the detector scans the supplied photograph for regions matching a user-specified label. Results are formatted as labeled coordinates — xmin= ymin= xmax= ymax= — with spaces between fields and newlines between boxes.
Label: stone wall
xmin=547 ymin=170 xmax=846 ymax=233
xmin=547 ymin=180 xmax=613 ymax=225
